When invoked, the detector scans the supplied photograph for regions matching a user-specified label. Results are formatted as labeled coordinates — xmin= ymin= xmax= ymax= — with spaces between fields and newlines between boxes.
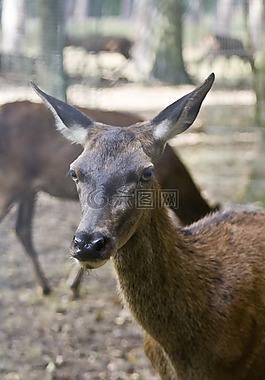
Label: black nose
xmin=71 ymin=231 xmax=110 ymax=261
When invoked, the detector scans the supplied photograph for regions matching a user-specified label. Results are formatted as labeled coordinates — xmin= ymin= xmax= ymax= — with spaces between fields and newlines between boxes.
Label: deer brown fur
xmin=0 ymin=100 xmax=217 ymax=296
xmin=31 ymin=74 xmax=265 ymax=380
xmin=65 ymin=34 xmax=133 ymax=59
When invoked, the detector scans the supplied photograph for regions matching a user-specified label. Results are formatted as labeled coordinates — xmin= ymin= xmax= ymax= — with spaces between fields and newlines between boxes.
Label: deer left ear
xmin=152 ymin=73 xmax=215 ymax=145
xmin=30 ymin=82 xmax=94 ymax=146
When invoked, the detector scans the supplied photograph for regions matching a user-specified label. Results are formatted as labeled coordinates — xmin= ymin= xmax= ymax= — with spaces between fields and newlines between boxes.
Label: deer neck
xmin=112 ymin=206 xmax=210 ymax=352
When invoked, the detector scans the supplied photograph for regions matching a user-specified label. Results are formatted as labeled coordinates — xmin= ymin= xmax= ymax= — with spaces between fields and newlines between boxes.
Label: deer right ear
xmin=151 ymin=73 xmax=215 ymax=146
xmin=30 ymin=82 xmax=94 ymax=146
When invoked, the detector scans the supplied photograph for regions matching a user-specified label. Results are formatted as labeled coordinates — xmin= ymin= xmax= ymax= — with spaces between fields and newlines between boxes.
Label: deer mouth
xmin=77 ymin=258 xmax=109 ymax=270
xmin=71 ymin=249 xmax=113 ymax=270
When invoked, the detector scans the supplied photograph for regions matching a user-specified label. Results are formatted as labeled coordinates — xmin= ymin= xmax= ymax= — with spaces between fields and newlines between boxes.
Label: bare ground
xmin=0 ymin=81 xmax=259 ymax=380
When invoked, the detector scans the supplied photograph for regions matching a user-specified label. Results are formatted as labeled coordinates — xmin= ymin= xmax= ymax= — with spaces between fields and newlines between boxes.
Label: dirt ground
xmin=0 ymin=80 xmax=260 ymax=380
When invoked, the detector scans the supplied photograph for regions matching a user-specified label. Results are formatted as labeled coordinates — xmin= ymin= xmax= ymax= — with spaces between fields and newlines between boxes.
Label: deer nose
xmin=71 ymin=231 xmax=111 ymax=262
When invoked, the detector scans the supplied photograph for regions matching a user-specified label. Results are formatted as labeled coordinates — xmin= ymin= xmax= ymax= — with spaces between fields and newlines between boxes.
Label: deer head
xmin=31 ymin=74 xmax=214 ymax=270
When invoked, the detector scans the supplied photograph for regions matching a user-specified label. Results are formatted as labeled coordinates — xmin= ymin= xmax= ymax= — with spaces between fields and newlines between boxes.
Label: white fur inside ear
xmin=55 ymin=118 xmax=88 ymax=145
xmin=153 ymin=120 xmax=171 ymax=141
xmin=39 ymin=93 xmax=88 ymax=145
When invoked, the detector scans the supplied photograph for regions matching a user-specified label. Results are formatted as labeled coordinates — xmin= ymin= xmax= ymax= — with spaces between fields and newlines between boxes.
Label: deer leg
xmin=15 ymin=192 xmax=51 ymax=295
xmin=143 ymin=333 xmax=178 ymax=380
xmin=0 ymin=206 xmax=11 ymax=221
xmin=0 ymin=194 xmax=16 ymax=221
xmin=67 ymin=265 xmax=84 ymax=299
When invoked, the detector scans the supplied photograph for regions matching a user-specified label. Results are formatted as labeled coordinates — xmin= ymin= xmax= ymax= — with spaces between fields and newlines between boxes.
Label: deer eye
xmin=140 ymin=167 xmax=154 ymax=182
xmin=69 ymin=169 xmax=78 ymax=182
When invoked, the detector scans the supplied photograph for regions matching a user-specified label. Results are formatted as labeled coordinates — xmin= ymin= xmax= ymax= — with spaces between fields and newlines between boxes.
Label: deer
xmin=0 ymin=100 xmax=218 ymax=297
xmin=202 ymin=34 xmax=255 ymax=71
xmin=65 ymin=34 xmax=133 ymax=60
xmin=31 ymin=72 xmax=265 ymax=379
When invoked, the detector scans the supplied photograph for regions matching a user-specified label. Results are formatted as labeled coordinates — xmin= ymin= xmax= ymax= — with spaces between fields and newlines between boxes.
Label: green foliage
xmin=184 ymin=0 xmax=215 ymax=14
xmin=201 ymin=0 xmax=216 ymax=13
xmin=26 ymin=0 xmax=40 ymax=17
xmin=67 ymin=18 xmax=132 ymax=38
xmin=90 ymin=0 xmax=122 ymax=17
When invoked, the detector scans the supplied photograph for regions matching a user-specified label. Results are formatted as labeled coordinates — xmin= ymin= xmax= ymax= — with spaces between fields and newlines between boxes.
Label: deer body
xmin=115 ymin=208 xmax=265 ymax=380
xmin=32 ymin=73 xmax=265 ymax=379
xmin=202 ymin=34 xmax=254 ymax=70
xmin=0 ymin=101 xmax=216 ymax=295
xmin=65 ymin=34 xmax=133 ymax=59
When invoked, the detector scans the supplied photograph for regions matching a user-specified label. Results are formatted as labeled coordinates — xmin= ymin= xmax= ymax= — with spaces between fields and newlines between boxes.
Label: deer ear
xmin=30 ymin=82 xmax=94 ymax=145
xmin=152 ymin=73 xmax=215 ymax=144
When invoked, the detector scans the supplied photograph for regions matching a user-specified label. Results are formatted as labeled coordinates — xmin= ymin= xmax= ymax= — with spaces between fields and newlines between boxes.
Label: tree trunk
xmin=248 ymin=0 xmax=263 ymax=52
xmin=215 ymin=0 xmax=235 ymax=34
xmin=131 ymin=0 xmax=156 ymax=82
xmin=1 ymin=0 xmax=26 ymax=54
xmin=243 ymin=1 xmax=265 ymax=203
xmin=39 ymin=0 xmax=66 ymax=100
xmin=151 ymin=0 xmax=192 ymax=85
xmin=121 ymin=0 xmax=133 ymax=18
xmin=255 ymin=35 xmax=265 ymax=128
xmin=73 ymin=0 xmax=89 ymax=20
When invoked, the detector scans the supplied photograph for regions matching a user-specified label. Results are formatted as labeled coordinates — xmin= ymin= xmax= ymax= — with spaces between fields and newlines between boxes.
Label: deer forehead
xmin=72 ymin=128 xmax=152 ymax=178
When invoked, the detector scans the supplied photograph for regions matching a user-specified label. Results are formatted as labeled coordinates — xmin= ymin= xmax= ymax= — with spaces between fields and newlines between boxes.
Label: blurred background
xmin=1 ymin=0 xmax=265 ymax=202
xmin=0 ymin=1 xmax=265 ymax=379
xmin=0 ymin=0 xmax=262 ymax=88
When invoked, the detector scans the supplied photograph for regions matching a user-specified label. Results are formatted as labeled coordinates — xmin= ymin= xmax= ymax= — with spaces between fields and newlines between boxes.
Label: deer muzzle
xmin=71 ymin=231 xmax=114 ymax=269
